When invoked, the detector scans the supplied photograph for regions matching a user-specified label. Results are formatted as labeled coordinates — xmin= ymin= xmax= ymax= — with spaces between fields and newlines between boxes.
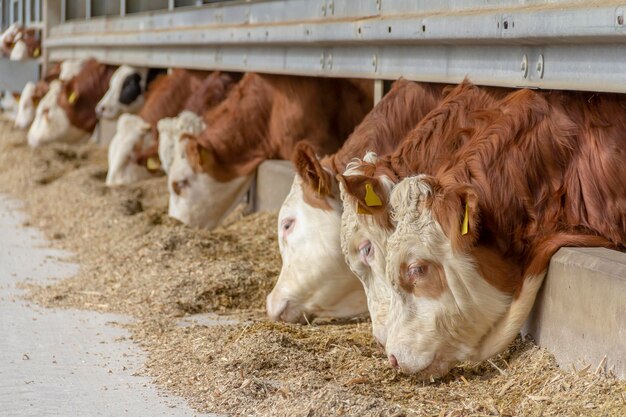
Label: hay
xmin=1 ymin=119 xmax=624 ymax=416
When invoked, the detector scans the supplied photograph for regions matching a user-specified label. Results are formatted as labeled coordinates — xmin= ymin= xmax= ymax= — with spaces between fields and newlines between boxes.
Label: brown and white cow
xmin=27 ymin=59 xmax=113 ymax=147
xmin=8 ymin=27 xmax=40 ymax=61
xmin=14 ymin=61 xmax=66 ymax=129
xmin=105 ymin=69 xmax=235 ymax=186
xmin=336 ymin=81 xmax=508 ymax=342
xmin=158 ymin=71 xmax=241 ymax=175
xmin=168 ymin=73 xmax=373 ymax=232
xmin=266 ymin=79 xmax=447 ymax=324
xmin=345 ymin=86 xmax=626 ymax=378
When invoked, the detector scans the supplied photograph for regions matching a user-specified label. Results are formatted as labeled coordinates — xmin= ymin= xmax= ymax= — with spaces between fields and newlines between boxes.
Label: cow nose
xmin=95 ymin=105 xmax=104 ymax=117
xmin=389 ymin=354 xmax=399 ymax=368
xmin=266 ymin=292 xmax=289 ymax=321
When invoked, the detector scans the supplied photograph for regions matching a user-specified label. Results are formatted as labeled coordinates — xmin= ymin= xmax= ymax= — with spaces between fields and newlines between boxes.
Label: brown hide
xmin=339 ymin=81 xmax=511 ymax=224
xmin=188 ymin=73 xmax=374 ymax=182
xmin=57 ymin=59 xmax=115 ymax=133
xmin=183 ymin=72 xmax=242 ymax=116
xmin=430 ymin=88 xmax=626 ymax=282
xmin=294 ymin=79 xmax=447 ymax=210
xmin=134 ymin=69 xmax=236 ymax=166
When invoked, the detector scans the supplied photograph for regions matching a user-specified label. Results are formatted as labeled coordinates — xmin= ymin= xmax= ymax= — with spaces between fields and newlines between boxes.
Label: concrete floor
xmin=0 ymin=195 xmax=214 ymax=417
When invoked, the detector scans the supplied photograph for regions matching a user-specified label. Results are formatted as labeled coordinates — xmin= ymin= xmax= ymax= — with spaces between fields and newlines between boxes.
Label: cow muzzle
xmin=265 ymin=291 xmax=314 ymax=324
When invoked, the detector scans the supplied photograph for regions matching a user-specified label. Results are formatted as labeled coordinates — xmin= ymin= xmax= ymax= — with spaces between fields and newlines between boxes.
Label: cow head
xmin=105 ymin=113 xmax=154 ymax=186
xmin=167 ymin=134 xmax=253 ymax=229
xmin=27 ymin=80 xmax=87 ymax=147
xmin=8 ymin=34 xmax=27 ymax=61
xmin=96 ymin=65 xmax=148 ymax=119
xmin=59 ymin=59 xmax=86 ymax=81
xmin=383 ymin=175 xmax=544 ymax=378
xmin=336 ymin=152 xmax=397 ymax=345
xmin=0 ymin=90 xmax=19 ymax=121
xmin=14 ymin=82 xmax=36 ymax=129
xmin=158 ymin=110 xmax=205 ymax=174
xmin=266 ymin=142 xmax=367 ymax=324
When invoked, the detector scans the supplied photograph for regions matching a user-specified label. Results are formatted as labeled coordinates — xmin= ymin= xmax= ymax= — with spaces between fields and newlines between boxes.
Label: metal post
xmin=85 ymin=0 xmax=90 ymax=19
xmin=119 ymin=0 xmax=125 ymax=16
xmin=25 ymin=0 xmax=30 ymax=24
xmin=43 ymin=0 xmax=63 ymax=74
xmin=373 ymin=79 xmax=384 ymax=105
xmin=60 ymin=0 xmax=65 ymax=22
xmin=168 ymin=0 xmax=174 ymax=11
xmin=35 ymin=0 xmax=41 ymax=23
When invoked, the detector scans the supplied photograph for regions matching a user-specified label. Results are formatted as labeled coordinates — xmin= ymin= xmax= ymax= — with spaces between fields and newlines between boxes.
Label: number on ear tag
xmin=461 ymin=202 xmax=469 ymax=235
xmin=364 ymin=183 xmax=382 ymax=207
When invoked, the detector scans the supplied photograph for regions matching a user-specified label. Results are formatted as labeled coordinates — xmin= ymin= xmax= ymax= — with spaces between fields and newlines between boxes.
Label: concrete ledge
xmin=254 ymin=160 xmax=295 ymax=212
xmin=524 ymin=247 xmax=626 ymax=379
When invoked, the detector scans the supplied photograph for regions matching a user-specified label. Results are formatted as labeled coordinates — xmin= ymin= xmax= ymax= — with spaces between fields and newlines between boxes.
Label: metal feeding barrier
xmin=37 ymin=0 xmax=626 ymax=94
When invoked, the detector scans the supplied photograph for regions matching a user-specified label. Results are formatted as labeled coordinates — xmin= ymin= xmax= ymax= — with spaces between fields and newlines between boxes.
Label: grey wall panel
xmin=0 ymin=58 xmax=40 ymax=91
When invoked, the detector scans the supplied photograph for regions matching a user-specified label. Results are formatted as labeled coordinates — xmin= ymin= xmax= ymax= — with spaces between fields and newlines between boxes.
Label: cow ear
xmin=337 ymin=173 xmax=388 ymax=217
xmin=292 ymin=141 xmax=333 ymax=197
xmin=434 ymin=184 xmax=480 ymax=253
xmin=185 ymin=134 xmax=214 ymax=173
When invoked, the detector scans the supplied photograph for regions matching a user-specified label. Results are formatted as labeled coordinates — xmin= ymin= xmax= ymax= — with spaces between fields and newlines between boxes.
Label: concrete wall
xmin=0 ymin=58 xmax=39 ymax=92
xmin=253 ymin=160 xmax=295 ymax=212
xmin=524 ymin=247 xmax=626 ymax=379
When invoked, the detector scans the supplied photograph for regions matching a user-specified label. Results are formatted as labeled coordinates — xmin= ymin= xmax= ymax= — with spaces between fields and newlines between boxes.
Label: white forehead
xmin=59 ymin=59 xmax=86 ymax=81
xmin=38 ymin=80 xmax=62 ymax=109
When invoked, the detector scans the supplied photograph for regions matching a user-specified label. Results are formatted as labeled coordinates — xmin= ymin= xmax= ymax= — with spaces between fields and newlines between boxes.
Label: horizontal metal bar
xmin=43 ymin=0 xmax=626 ymax=93
xmin=48 ymin=43 xmax=626 ymax=94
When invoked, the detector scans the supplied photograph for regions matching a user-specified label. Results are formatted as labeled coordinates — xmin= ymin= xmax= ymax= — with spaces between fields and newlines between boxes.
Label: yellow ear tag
xmin=33 ymin=47 xmax=40 ymax=57
xmin=356 ymin=201 xmax=371 ymax=215
xmin=146 ymin=157 xmax=161 ymax=171
xmin=461 ymin=202 xmax=469 ymax=235
xmin=68 ymin=91 xmax=77 ymax=104
xmin=364 ymin=183 xmax=382 ymax=207
xmin=199 ymin=147 xmax=211 ymax=167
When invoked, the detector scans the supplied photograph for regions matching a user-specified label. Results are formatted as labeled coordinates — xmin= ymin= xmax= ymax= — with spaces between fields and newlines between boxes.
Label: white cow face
xmin=0 ymin=90 xmax=19 ymax=121
xmin=27 ymin=80 xmax=88 ymax=147
xmin=158 ymin=110 xmax=205 ymax=174
xmin=96 ymin=65 xmax=147 ymax=119
xmin=14 ymin=82 xmax=36 ymax=128
xmin=337 ymin=152 xmax=395 ymax=345
xmin=9 ymin=37 xmax=27 ymax=61
xmin=105 ymin=113 xmax=153 ymax=186
xmin=383 ymin=176 xmax=544 ymax=378
xmin=167 ymin=139 xmax=252 ymax=230
xmin=266 ymin=175 xmax=367 ymax=323
xmin=59 ymin=59 xmax=86 ymax=81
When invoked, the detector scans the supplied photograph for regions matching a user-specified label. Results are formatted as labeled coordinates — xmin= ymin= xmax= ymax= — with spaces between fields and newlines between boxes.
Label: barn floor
xmin=0 ymin=119 xmax=624 ymax=416
xmin=0 ymin=195 xmax=214 ymax=417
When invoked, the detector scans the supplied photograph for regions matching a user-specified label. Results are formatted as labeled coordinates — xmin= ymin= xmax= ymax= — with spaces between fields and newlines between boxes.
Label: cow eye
xmin=407 ymin=263 xmax=429 ymax=284
xmin=358 ymin=240 xmax=373 ymax=266
xmin=281 ymin=218 xmax=295 ymax=236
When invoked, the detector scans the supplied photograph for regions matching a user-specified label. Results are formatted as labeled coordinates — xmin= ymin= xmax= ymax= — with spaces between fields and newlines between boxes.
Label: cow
xmin=105 ymin=69 xmax=225 ymax=186
xmin=336 ymin=81 xmax=508 ymax=343
xmin=265 ymin=79 xmax=446 ymax=324
xmin=14 ymin=61 xmax=65 ymax=129
xmin=158 ymin=71 xmax=241 ymax=175
xmin=344 ymin=86 xmax=626 ymax=379
xmin=0 ymin=23 xmax=19 ymax=56
xmin=95 ymin=66 xmax=167 ymax=119
xmin=168 ymin=73 xmax=373 ymax=231
xmin=8 ymin=27 xmax=40 ymax=61
xmin=0 ymin=90 xmax=19 ymax=121
xmin=27 ymin=59 xmax=114 ymax=147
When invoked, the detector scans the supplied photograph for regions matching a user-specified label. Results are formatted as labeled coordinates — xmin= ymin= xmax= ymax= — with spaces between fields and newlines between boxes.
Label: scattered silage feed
xmin=0 ymin=119 xmax=624 ymax=416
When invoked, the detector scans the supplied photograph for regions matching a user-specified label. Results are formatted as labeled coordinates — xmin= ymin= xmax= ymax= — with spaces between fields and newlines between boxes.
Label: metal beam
xmin=43 ymin=0 xmax=626 ymax=93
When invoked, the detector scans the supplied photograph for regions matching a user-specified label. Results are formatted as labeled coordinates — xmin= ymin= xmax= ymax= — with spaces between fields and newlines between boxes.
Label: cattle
xmin=343 ymin=85 xmax=626 ymax=379
xmin=14 ymin=62 xmax=65 ymax=129
xmin=335 ymin=81 xmax=507 ymax=343
xmin=27 ymin=59 xmax=114 ymax=147
xmin=1 ymin=24 xmax=40 ymax=60
xmin=95 ymin=66 xmax=167 ymax=119
xmin=168 ymin=73 xmax=373 ymax=231
xmin=266 ymin=79 xmax=445 ymax=324
xmin=9 ymin=28 xmax=40 ymax=61
xmin=0 ymin=90 xmax=19 ymax=120
xmin=158 ymin=71 xmax=241 ymax=175
xmin=105 ymin=69 xmax=225 ymax=186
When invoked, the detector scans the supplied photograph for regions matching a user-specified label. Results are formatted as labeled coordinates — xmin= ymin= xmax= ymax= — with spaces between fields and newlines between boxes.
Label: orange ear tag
xmin=461 ymin=202 xmax=469 ymax=235
xmin=364 ymin=183 xmax=382 ymax=207
xmin=68 ymin=91 xmax=77 ymax=104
